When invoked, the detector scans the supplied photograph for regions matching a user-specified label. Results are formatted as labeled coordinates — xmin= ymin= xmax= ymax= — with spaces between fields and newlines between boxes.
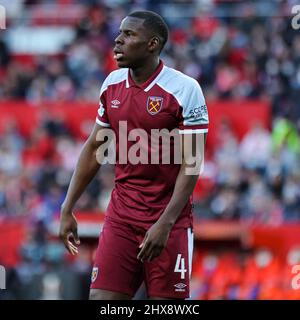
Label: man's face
xmin=113 ymin=17 xmax=153 ymax=68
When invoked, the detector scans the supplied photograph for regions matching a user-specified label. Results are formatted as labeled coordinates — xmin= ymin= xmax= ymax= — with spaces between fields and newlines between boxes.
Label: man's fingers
xmin=62 ymin=239 xmax=73 ymax=254
xmin=137 ymin=245 xmax=146 ymax=261
xmin=143 ymin=243 xmax=154 ymax=261
xmin=138 ymin=241 xmax=153 ymax=262
xmin=137 ymin=240 xmax=149 ymax=262
xmin=66 ymin=240 xmax=78 ymax=255
xmin=62 ymin=232 xmax=79 ymax=255
xmin=137 ymin=234 xmax=148 ymax=261
xmin=145 ymin=244 xmax=162 ymax=262
xmin=68 ymin=240 xmax=78 ymax=255
xmin=68 ymin=240 xmax=78 ymax=250
xmin=68 ymin=232 xmax=79 ymax=254
xmin=73 ymin=228 xmax=80 ymax=245
xmin=148 ymin=247 xmax=163 ymax=262
xmin=139 ymin=236 xmax=146 ymax=249
xmin=147 ymin=251 xmax=155 ymax=262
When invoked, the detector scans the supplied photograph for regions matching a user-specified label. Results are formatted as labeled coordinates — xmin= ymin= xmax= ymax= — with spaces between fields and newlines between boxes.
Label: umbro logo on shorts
xmin=91 ymin=267 xmax=98 ymax=283
xmin=174 ymin=283 xmax=187 ymax=292
xmin=111 ymin=99 xmax=121 ymax=108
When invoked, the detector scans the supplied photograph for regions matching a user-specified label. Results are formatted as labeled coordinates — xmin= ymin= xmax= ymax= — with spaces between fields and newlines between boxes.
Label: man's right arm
xmin=59 ymin=123 xmax=107 ymax=254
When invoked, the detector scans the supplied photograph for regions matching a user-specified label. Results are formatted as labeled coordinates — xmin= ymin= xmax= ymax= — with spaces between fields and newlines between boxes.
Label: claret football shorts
xmin=90 ymin=217 xmax=194 ymax=299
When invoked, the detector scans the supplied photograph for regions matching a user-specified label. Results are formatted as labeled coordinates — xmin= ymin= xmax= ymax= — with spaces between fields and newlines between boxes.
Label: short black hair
xmin=127 ymin=10 xmax=169 ymax=52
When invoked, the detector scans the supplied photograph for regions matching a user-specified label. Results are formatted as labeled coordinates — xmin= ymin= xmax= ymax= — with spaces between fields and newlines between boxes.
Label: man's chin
xmin=116 ymin=60 xmax=129 ymax=68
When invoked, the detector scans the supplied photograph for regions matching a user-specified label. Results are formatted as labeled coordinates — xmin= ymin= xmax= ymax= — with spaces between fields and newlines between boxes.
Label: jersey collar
xmin=126 ymin=60 xmax=164 ymax=92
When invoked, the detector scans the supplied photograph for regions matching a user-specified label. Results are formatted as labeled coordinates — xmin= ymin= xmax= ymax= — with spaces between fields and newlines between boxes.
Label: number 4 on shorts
xmin=174 ymin=254 xmax=187 ymax=280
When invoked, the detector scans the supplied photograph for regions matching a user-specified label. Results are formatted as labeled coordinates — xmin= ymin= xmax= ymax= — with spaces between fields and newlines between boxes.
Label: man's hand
xmin=59 ymin=212 xmax=80 ymax=255
xmin=137 ymin=221 xmax=172 ymax=263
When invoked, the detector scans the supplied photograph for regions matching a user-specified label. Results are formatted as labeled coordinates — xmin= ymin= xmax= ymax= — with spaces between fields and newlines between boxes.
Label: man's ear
xmin=148 ymin=36 xmax=160 ymax=52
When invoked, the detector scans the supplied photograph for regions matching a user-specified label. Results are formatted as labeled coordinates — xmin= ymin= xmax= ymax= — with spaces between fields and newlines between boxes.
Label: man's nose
xmin=115 ymin=33 xmax=124 ymax=44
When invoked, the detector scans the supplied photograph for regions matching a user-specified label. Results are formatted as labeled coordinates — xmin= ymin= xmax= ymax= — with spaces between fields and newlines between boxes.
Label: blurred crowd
xmin=0 ymin=0 xmax=300 ymax=299
xmin=191 ymin=247 xmax=300 ymax=300
xmin=196 ymin=116 xmax=300 ymax=224
xmin=0 ymin=113 xmax=114 ymax=223
xmin=1 ymin=109 xmax=300 ymax=227
xmin=0 ymin=0 xmax=300 ymax=118
xmin=0 ymin=0 xmax=299 ymax=224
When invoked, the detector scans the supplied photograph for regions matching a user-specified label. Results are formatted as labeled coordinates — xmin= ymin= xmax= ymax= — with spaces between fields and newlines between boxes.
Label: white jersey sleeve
xmin=95 ymin=69 xmax=128 ymax=128
xmin=178 ymin=78 xmax=209 ymax=134
xmin=155 ymin=66 xmax=209 ymax=134
xmin=96 ymin=75 xmax=110 ymax=127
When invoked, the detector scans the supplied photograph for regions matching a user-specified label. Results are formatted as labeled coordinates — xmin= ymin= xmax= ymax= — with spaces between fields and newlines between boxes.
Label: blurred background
xmin=0 ymin=0 xmax=300 ymax=300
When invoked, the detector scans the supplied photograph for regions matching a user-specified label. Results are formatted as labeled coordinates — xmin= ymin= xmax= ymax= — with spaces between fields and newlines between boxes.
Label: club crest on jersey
xmin=147 ymin=96 xmax=163 ymax=115
xmin=91 ymin=267 xmax=98 ymax=283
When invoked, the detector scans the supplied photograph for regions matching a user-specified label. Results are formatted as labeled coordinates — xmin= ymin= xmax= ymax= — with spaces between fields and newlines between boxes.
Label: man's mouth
xmin=114 ymin=53 xmax=124 ymax=60
xmin=113 ymin=49 xmax=124 ymax=60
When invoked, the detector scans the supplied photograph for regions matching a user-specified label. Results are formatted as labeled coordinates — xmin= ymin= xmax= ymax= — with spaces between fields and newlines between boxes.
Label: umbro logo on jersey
xmin=111 ymin=99 xmax=121 ymax=108
xmin=147 ymin=96 xmax=163 ymax=115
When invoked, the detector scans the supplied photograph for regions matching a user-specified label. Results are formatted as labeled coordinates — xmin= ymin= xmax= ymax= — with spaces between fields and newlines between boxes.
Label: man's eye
xmin=117 ymin=30 xmax=133 ymax=37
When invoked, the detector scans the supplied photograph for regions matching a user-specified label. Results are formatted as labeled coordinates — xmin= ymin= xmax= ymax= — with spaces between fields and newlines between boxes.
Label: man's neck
xmin=130 ymin=57 xmax=160 ymax=86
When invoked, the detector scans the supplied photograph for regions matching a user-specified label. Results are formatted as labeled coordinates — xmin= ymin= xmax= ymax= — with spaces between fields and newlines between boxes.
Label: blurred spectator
xmin=272 ymin=117 xmax=300 ymax=155
xmin=239 ymin=121 xmax=271 ymax=171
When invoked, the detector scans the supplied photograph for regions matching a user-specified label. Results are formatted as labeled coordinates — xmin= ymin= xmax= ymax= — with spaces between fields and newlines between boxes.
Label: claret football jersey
xmin=96 ymin=60 xmax=209 ymax=229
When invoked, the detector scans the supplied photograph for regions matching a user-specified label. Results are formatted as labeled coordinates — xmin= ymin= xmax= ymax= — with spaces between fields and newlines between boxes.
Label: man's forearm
xmin=158 ymin=164 xmax=199 ymax=229
xmin=158 ymin=132 xmax=206 ymax=229
xmin=61 ymin=141 xmax=101 ymax=213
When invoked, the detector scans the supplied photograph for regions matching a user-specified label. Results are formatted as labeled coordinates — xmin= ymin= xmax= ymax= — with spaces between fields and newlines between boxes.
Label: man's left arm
xmin=137 ymin=133 xmax=206 ymax=262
